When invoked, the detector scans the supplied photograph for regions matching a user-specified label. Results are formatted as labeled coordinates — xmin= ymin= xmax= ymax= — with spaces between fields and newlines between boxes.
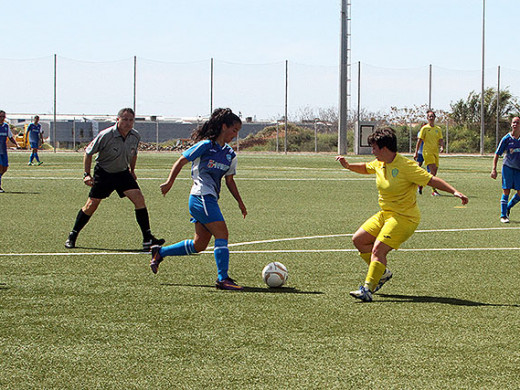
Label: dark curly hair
xmin=191 ymin=108 xmax=241 ymax=142
xmin=367 ymin=127 xmax=397 ymax=152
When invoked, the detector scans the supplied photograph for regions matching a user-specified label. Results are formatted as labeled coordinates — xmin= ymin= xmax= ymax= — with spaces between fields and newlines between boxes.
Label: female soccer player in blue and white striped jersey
xmin=150 ymin=108 xmax=247 ymax=290
xmin=491 ymin=117 xmax=520 ymax=223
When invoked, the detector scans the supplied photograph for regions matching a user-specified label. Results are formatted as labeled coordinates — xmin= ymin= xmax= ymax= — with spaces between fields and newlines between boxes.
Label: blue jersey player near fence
xmin=26 ymin=115 xmax=44 ymax=165
xmin=0 ymin=110 xmax=20 ymax=193
xmin=491 ymin=116 xmax=520 ymax=223
xmin=150 ymin=108 xmax=248 ymax=291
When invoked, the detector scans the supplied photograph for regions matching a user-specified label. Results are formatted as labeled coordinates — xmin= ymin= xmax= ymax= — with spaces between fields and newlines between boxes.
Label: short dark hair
xmin=117 ymin=108 xmax=135 ymax=118
xmin=367 ymin=127 xmax=398 ymax=152
xmin=427 ymin=110 xmax=436 ymax=118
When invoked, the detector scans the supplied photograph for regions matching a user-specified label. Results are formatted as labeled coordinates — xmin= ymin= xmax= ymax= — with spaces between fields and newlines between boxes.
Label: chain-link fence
xmin=2 ymin=55 xmax=519 ymax=153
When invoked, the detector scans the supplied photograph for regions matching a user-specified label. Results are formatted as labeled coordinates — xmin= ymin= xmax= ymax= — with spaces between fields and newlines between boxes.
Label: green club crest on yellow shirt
xmin=392 ymin=168 xmax=399 ymax=177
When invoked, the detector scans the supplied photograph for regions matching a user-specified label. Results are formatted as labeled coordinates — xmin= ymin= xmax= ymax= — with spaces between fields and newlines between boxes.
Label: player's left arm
xmin=439 ymin=137 xmax=445 ymax=153
xmin=428 ymin=176 xmax=468 ymax=204
xmin=225 ymin=175 xmax=247 ymax=219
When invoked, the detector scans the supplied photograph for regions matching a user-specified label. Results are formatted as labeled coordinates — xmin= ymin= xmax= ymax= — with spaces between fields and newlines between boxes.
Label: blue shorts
xmin=189 ymin=194 xmax=224 ymax=225
xmin=30 ymin=141 xmax=39 ymax=149
xmin=0 ymin=154 xmax=8 ymax=167
xmin=502 ymin=164 xmax=520 ymax=190
xmin=416 ymin=153 xmax=424 ymax=164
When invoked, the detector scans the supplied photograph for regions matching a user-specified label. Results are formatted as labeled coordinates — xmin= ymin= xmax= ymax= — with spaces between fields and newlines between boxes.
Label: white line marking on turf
xmin=10 ymin=176 xmax=371 ymax=182
xmin=2 ymin=226 xmax=520 ymax=257
xmin=228 ymin=227 xmax=520 ymax=247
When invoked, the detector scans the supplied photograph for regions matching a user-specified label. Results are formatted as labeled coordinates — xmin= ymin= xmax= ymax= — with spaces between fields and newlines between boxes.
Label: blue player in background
xmin=150 ymin=108 xmax=248 ymax=290
xmin=0 ymin=110 xmax=19 ymax=193
xmin=491 ymin=116 xmax=520 ymax=223
xmin=26 ymin=115 xmax=44 ymax=165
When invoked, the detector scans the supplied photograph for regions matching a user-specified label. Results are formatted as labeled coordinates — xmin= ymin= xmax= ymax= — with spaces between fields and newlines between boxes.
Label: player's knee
xmin=83 ymin=199 xmax=101 ymax=214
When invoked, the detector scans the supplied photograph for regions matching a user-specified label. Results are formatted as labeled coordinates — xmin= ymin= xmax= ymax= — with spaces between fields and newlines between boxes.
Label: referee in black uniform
xmin=65 ymin=108 xmax=164 ymax=251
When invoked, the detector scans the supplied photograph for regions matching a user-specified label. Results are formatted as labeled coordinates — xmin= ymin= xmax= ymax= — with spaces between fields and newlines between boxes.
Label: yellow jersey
xmin=418 ymin=124 xmax=443 ymax=156
xmin=365 ymin=153 xmax=433 ymax=222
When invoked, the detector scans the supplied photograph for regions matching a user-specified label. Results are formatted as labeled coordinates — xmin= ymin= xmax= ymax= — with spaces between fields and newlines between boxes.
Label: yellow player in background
xmin=414 ymin=110 xmax=445 ymax=196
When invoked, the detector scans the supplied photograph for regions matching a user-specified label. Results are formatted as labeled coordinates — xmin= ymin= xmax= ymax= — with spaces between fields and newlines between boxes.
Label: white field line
xmin=1 ymin=227 xmax=520 ymax=257
xmin=9 ymin=176 xmax=371 ymax=181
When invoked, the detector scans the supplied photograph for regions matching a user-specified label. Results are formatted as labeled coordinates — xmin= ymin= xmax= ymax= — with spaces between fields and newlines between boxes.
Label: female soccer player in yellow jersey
xmin=336 ymin=127 xmax=468 ymax=302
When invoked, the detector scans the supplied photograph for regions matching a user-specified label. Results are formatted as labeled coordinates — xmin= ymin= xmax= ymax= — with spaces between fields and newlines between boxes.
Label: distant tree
xmin=450 ymin=88 xmax=520 ymax=135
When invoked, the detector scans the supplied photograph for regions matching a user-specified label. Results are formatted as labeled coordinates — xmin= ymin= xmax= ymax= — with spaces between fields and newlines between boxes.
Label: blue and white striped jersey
xmin=0 ymin=123 xmax=13 ymax=155
xmin=182 ymin=140 xmax=237 ymax=198
xmin=496 ymin=133 xmax=520 ymax=170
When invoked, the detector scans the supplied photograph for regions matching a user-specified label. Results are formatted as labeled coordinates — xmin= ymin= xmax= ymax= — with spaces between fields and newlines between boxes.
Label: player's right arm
xmin=491 ymin=154 xmax=500 ymax=179
xmin=335 ymin=156 xmax=368 ymax=174
xmin=160 ymin=155 xmax=190 ymax=196
xmin=413 ymin=139 xmax=423 ymax=160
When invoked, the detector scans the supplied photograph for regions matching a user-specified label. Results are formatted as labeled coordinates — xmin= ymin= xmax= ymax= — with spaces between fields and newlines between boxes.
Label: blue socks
xmin=507 ymin=194 xmax=520 ymax=213
xmin=160 ymin=239 xmax=196 ymax=257
xmin=213 ymin=239 xmax=229 ymax=281
xmin=159 ymin=238 xmax=230 ymax=282
xmin=501 ymin=194 xmax=509 ymax=217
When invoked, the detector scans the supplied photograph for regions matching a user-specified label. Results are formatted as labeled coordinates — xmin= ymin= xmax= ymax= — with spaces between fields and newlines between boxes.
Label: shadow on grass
xmin=379 ymin=293 xmax=520 ymax=307
xmin=1 ymin=191 xmax=40 ymax=195
xmin=0 ymin=283 xmax=8 ymax=290
xmin=161 ymin=283 xmax=323 ymax=295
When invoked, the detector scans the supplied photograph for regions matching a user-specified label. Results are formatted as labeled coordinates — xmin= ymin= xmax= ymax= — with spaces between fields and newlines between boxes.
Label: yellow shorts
xmin=423 ymin=152 xmax=439 ymax=168
xmin=360 ymin=210 xmax=419 ymax=250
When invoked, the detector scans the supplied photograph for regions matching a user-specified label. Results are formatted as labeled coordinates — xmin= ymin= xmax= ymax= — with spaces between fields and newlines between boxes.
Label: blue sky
xmin=1 ymin=0 xmax=518 ymax=118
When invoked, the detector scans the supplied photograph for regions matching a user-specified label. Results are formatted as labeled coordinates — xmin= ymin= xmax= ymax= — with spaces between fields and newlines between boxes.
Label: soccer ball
xmin=262 ymin=262 xmax=288 ymax=288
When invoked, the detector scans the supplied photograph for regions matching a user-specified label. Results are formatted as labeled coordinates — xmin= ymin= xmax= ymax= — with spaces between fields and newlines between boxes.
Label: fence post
xmin=53 ymin=54 xmax=57 ymax=152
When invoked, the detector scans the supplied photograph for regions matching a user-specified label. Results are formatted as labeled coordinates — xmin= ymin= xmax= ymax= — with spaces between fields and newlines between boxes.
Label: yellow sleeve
xmin=365 ymin=159 xmax=378 ymax=174
xmin=405 ymin=161 xmax=433 ymax=186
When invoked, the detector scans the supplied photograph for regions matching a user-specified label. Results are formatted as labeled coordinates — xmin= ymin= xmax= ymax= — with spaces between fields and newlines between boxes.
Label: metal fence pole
xmin=428 ymin=64 xmax=432 ymax=110
xmin=496 ymin=65 xmax=500 ymax=148
xmin=133 ymin=56 xmax=137 ymax=114
xmin=53 ymin=54 xmax=57 ymax=152
xmin=284 ymin=60 xmax=288 ymax=155
xmin=72 ymin=118 xmax=76 ymax=151
xmin=210 ymin=58 xmax=214 ymax=114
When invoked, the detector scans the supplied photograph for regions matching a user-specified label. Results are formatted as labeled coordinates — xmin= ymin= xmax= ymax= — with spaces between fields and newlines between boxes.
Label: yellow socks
xmin=364 ymin=260 xmax=386 ymax=292
xmin=360 ymin=252 xmax=371 ymax=265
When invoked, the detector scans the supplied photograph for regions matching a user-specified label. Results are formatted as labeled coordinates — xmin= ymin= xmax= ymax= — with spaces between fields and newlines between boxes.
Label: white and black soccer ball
xmin=262 ymin=262 xmax=288 ymax=288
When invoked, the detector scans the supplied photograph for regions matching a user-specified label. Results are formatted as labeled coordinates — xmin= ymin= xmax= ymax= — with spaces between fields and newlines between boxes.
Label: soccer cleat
xmin=64 ymin=232 xmax=77 ymax=248
xmin=0 ymin=187 xmax=4 ymax=193
xmin=431 ymin=190 xmax=440 ymax=197
xmin=150 ymin=245 xmax=163 ymax=274
xmin=37 ymin=161 xmax=43 ymax=166
xmin=500 ymin=217 xmax=510 ymax=223
xmin=349 ymin=286 xmax=373 ymax=302
xmin=373 ymin=269 xmax=393 ymax=293
xmin=143 ymin=236 xmax=165 ymax=252
xmin=27 ymin=162 xmax=33 ymax=166
xmin=215 ymin=277 xmax=244 ymax=291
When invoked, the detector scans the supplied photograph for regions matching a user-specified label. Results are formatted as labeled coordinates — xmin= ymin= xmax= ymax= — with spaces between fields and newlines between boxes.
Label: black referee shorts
xmin=88 ymin=165 xmax=140 ymax=199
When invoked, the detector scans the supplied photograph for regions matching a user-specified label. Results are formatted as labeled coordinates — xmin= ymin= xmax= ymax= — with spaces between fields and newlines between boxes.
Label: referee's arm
xmin=130 ymin=154 xmax=138 ymax=179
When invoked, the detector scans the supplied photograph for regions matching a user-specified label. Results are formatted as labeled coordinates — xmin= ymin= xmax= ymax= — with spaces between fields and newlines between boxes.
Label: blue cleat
xmin=350 ymin=285 xmax=373 ymax=302
xmin=215 ymin=277 xmax=243 ymax=291
xmin=150 ymin=245 xmax=163 ymax=274
xmin=373 ymin=269 xmax=393 ymax=293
